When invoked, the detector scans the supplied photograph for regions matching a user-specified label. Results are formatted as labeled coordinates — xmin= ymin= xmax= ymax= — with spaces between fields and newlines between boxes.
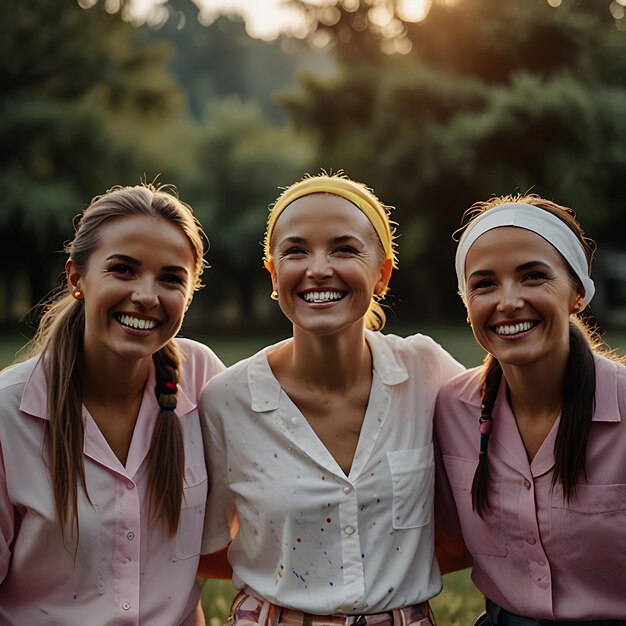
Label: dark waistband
xmin=486 ymin=599 xmax=626 ymax=626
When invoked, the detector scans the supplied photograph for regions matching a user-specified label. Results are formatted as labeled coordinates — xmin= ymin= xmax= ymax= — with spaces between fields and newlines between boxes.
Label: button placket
xmin=338 ymin=479 xmax=365 ymax=608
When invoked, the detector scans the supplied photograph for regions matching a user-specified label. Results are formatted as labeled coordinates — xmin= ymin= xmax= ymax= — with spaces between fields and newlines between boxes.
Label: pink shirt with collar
xmin=434 ymin=353 xmax=626 ymax=620
xmin=0 ymin=338 xmax=224 ymax=626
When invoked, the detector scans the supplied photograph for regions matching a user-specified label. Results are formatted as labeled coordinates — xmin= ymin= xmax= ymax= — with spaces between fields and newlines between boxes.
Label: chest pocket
xmin=387 ymin=444 xmax=434 ymax=529
xmin=443 ymin=455 xmax=507 ymax=557
xmin=553 ymin=483 xmax=626 ymax=571
xmin=175 ymin=464 xmax=208 ymax=560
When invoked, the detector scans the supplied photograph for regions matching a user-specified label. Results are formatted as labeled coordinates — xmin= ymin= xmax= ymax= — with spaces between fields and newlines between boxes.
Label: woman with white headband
xmin=434 ymin=194 xmax=626 ymax=624
xmin=200 ymin=172 xmax=463 ymax=626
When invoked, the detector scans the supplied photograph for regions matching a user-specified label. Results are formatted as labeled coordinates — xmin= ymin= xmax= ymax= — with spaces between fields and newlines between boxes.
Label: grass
xmin=3 ymin=324 xmax=626 ymax=625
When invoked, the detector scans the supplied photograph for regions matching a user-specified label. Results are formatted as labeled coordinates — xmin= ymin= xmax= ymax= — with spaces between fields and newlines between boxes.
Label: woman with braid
xmin=200 ymin=173 xmax=463 ymax=626
xmin=0 ymin=184 xmax=225 ymax=624
xmin=434 ymin=195 xmax=626 ymax=624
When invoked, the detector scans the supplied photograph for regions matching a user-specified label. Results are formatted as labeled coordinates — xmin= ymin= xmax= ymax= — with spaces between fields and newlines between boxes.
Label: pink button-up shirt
xmin=435 ymin=353 xmax=626 ymax=620
xmin=0 ymin=338 xmax=224 ymax=625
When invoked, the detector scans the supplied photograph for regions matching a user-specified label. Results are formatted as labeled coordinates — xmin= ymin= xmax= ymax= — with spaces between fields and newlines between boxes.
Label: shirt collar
xmin=249 ymin=330 xmax=409 ymax=414
xmin=457 ymin=353 xmax=621 ymax=424
xmin=19 ymin=353 xmax=196 ymax=420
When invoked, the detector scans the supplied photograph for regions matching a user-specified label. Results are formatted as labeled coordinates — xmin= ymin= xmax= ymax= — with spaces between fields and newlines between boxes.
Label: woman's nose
xmin=305 ymin=252 xmax=333 ymax=280
xmin=130 ymin=280 xmax=159 ymax=309
xmin=496 ymin=283 xmax=524 ymax=313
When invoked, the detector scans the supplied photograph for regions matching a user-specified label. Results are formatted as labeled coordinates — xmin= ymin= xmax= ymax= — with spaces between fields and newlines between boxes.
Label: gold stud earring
xmin=466 ymin=316 xmax=472 ymax=326
xmin=73 ymin=289 xmax=83 ymax=301
xmin=271 ymin=290 xmax=279 ymax=301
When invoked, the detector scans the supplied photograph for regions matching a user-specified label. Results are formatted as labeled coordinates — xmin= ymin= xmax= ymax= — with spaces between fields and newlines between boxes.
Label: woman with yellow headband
xmin=199 ymin=173 xmax=463 ymax=626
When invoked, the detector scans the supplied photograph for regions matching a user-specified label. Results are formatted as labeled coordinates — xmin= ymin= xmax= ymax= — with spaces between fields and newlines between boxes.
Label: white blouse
xmin=201 ymin=331 xmax=463 ymax=615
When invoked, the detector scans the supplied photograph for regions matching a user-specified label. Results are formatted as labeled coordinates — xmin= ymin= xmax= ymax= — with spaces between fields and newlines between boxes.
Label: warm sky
xmin=130 ymin=0 xmax=433 ymax=40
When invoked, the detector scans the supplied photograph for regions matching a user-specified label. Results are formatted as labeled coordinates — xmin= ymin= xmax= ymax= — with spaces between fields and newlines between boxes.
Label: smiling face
xmin=464 ymin=226 xmax=584 ymax=370
xmin=269 ymin=193 xmax=391 ymax=337
xmin=66 ymin=215 xmax=195 ymax=366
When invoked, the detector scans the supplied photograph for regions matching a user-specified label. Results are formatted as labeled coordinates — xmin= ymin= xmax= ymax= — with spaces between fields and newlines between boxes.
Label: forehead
xmin=91 ymin=215 xmax=195 ymax=266
xmin=272 ymin=193 xmax=377 ymax=241
xmin=465 ymin=226 xmax=569 ymax=272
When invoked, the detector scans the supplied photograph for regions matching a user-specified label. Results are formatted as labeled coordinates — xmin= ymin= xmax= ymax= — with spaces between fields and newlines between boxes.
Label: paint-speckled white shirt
xmin=201 ymin=330 xmax=463 ymax=615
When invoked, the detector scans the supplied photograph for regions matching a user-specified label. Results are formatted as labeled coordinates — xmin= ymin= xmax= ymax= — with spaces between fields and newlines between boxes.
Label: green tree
xmin=0 ymin=0 xmax=183 ymax=323
xmin=279 ymin=0 xmax=626 ymax=322
xmin=178 ymin=97 xmax=313 ymax=328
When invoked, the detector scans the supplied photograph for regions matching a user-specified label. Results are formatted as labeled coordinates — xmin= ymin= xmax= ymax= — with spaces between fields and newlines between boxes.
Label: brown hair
xmin=457 ymin=194 xmax=607 ymax=517
xmin=27 ymin=183 xmax=208 ymax=537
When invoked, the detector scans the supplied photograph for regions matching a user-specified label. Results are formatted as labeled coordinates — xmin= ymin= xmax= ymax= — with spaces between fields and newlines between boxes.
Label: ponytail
xmin=553 ymin=321 xmax=596 ymax=499
xmin=146 ymin=341 xmax=185 ymax=536
xmin=35 ymin=296 xmax=91 ymax=538
xmin=471 ymin=354 xmax=502 ymax=518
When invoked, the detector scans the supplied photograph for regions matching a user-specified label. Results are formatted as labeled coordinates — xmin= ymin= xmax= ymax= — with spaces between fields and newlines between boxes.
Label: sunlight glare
xmin=369 ymin=5 xmax=394 ymax=28
xmin=610 ymin=1 xmax=625 ymax=19
xmin=398 ymin=0 xmax=432 ymax=23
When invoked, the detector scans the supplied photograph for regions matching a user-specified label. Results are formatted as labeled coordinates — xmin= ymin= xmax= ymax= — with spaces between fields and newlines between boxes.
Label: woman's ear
xmin=65 ymin=259 xmax=81 ymax=292
xmin=265 ymin=259 xmax=279 ymax=296
xmin=375 ymin=258 xmax=393 ymax=297
xmin=571 ymin=286 xmax=585 ymax=314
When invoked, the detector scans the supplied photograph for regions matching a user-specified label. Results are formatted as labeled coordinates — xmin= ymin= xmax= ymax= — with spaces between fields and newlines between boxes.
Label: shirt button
xmin=523 ymin=479 xmax=531 ymax=489
xmin=526 ymin=537 xmax=537 ymax=545
xmin=343 ymin=485 xmax=353 ymax=495
xmin=122 ymin=602 xmax=131 ymax=611
xmin=344 ymin=525 xmax=355 ymax=535
xmin=290 ymin=417 xmax=298 ymax=425
xmin=127 ymin=531 xmax=135 ymax=541
xmin=126 ymin=482 xmax=135 ymax=490
xmin=538 ymin=560 xmax=546 ymax=566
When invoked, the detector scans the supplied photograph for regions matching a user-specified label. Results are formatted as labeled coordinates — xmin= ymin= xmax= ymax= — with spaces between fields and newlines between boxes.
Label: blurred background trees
xmin=2 ymin=0 xmax=626 ymax=333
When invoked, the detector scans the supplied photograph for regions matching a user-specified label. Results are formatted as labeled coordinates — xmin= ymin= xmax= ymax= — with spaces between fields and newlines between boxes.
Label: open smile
xmin=300 ymin=290 xmax=346 ymax=304
xmin=493 ymin=320 xmax=539 ymax=337
xmin=114 ymin=313 xmax=160 ymax=331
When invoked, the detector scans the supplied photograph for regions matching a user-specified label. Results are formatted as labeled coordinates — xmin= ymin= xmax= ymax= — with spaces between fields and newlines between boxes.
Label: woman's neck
xmin=501 ymin=350 xmax=568 ymax=420
xmin=81 ymin=353 xmax=151 ymax=409
xmin=273 ymin=325 xmax=372 ymax=392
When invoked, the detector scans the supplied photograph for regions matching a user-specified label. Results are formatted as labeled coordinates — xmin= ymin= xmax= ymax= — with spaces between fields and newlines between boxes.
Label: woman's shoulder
xmin=0 ymin=357 xmax=39 ymax=394
xmin=175 ymin=337 xmax=225 ymax=375
xmin=0 ymin=357 xmax=41 ymax=432
xmin=437 ymin=366 xmax=482 ymax=405
xmin=200 ymin=345 xmax=269 ymax=400
xmin=374 ymin=331 xmax=465 ymax=379
xmin=375 ymin=330 xmax=446 ymax=360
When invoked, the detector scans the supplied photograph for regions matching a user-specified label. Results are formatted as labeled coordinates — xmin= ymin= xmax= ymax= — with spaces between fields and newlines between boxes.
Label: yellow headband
xmin=263 ymin=173 xmax=398 ymax=331
xmin=263 ymin=174 xmax=398 ymax=270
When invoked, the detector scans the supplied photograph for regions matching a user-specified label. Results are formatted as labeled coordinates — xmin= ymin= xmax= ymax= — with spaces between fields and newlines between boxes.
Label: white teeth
xmin=495 ymin=321 xmax=536 ymax=336
xmin=303 ymin=291 xmax=344 ymax=303
xmin=117 ymin=314 xmax=157 ymax=330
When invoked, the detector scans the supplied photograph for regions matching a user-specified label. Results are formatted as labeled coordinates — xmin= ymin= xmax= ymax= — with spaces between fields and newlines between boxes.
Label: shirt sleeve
xmin=199 ymin=380 xmax=237 ymax=554
xmin=0 ymin=441 xmax=13 ymax=582
xmin=433 ymin=414 xmax=473 ymax=572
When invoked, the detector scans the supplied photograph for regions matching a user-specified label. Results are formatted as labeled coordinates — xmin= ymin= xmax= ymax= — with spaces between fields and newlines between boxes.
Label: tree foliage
xmin=0 ymin=0 xmax=183 ymax=321
xmin=279 ymin=0 xmax=626 ymax=321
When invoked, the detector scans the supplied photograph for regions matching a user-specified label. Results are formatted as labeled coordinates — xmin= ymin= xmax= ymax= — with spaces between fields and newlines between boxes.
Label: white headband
xmin=455 ymin=203 xmax=595 ymax=307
